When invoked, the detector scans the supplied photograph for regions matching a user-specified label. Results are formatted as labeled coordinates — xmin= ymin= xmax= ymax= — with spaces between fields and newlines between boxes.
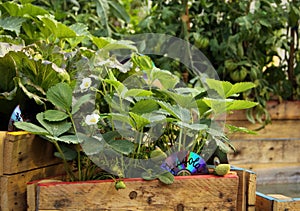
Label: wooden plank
xmin=231 ymin=163 xmax=300 ymax=185
xmin=0 ymin=131 xmax=6 ymax=175
xmin=266 ymin=100 xmax=300 ymax=120
xmin=0 ymin=163 xmax=66 ymax=211
xmin=227 ymin=120 xmax=300 ymax=140
xmin=228 ymin=137 xmax=300 ymax=165
xmin=256 ymin=192 xmax=300 ymax=211
xmin=1 ymin=131 xmax=61 ymax=175
xmin=28 ymin=174 xmax=239 ymax=211
xmin=234 ymin=169 xmax=246 ymax=211
xmin=246 ymin=171 xmax=256 ymax=206
xmin=256 ymin=192 xmax=273 ymax=211
xmin=232 ymin=167 xmax=256 ymax=211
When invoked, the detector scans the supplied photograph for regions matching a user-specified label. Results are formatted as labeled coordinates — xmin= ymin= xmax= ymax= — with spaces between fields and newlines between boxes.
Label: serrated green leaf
xmin=14 ymin=121 xmax=49 ymax=135
xmin=226 ymin=124 xmax=257 ymax=134
xmin=81 ymin=134 xmax=104 ymax=155
xmin=161 ymin=90 xmax=197 ymax=109
xmin=36 ymin=113 xmax=72 ymax=137
xmin=46 ymin=83 xmax=73 ymax=111
xmin=202 ymin=98 xmax=227 ymax=113
xmin=124 ymin=89 xmax=153 ymax=98
xmin=69 ymin=23 xmax=90 ymax=36
xmin=206 ymin=78 xmax=231 ymax=98
xmin=44 ymin=110 xmax=68 ymax=121
xmin=106 ymin=139 xmax=134 ymax=155
xmin=226 ymin=82 xmax=256 ymax=97
xmin=92 ymin=36 xmax=137 ymax=51
xmin=158 ymin=171 xmax=174 ymax=184
xmin=152 ymin=69 xmax=179 ymax=89
xmin=54 ymin=145 xmax=77 ymax=161
xmin=175 ymin=122 xmax=207 ymax=131
xmin=226 ymin=100 xmax=258 ymax=111
xmin=157 ymin=101 xmax=191 ymax=122
xmin=39 ymin=16 xmax=76 ymax=38
xmin=129 ymin=112 xmax=151 ymax=130
xmin=72 ymin=94 xmax=92 ymax=114
xmin=54 ymin=135 xmax=82 ymax=144
xmin=0 ymin=17 xmax=26 ymax=36
xmin=130 ymin=99 xmax=159 ymax=114
xmin=2 ymin=2 xmax=48 ymax=17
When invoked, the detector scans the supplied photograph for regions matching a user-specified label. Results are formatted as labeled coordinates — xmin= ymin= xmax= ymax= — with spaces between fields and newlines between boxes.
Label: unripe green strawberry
xmin=115 ymin=180 xmax=126 ymax=190
xmin=215 ymin=164 xmax=231 ymax=176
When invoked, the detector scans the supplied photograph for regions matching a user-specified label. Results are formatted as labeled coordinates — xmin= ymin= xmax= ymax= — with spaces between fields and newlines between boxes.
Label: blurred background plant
xmin=131 ymin=0 xmax=300 ymax=125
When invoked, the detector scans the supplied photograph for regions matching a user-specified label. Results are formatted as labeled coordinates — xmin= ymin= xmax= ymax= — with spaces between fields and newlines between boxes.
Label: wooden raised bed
xmin=256 ymin=192 xmax=300 ymax=211
xmin=27 ymin=168 xmax=256 ymax=211
xmin=27 ymin=174 xmax=239 ymax=211
xmin=0 ymin=131 xmax=64 ymax=211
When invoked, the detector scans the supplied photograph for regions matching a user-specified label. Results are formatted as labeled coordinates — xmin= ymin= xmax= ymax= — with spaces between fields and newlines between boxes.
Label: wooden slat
xmin=0 ymin=131 xmax=6 ymax=175
xmin=234 ymin=169 xmax=246 ymax=211
xmin=247 ymin=172 xmax=256 ymax=206
xmin=228 ymin=135 xmax=300 ymax=165
xmin=1 ymin=131 xmax=61 ymax=175
xmin=256 ymin=192 xmax=300 ymax=211
xmin=256 ymin=192 xmax=273 ymax=211
xmin=232 ymin=167 xmax=256 ymax=211
xmin=0 ymin=163 xmax=66 ymax=211
xmin=266 ymin=100 xmax=300 ymax=120
xmin=28 ymin=174 xmax=239 ymax=211
xmin=227 ymin=120 xmax=300 ymax=140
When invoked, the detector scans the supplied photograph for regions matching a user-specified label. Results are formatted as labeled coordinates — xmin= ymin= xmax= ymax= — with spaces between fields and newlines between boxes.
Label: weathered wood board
xmin=0 ymin=131 xmax=64 ymax=211
xmin=0 ymin=131 xmax=61 ymax=175
xmin=232 ymin=167 xmax=256 ymax=211
xmin=228 ymin=135 xmax=300 ymax=164
xmin=27 ymin=174 xmax=239 ymax=211
xmin=0 ymin=163 xmax=65 ymax=211
xmin=256 ymin=192 xmax=300 ymax=211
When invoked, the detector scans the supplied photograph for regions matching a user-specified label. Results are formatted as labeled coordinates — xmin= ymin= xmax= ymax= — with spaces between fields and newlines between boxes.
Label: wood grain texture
xmin=0 ymin=131 xmax=61 ymax=175
xmin=0 ymin=163 xmax=65 ymax=211
xmin=232 ymin=168 xmax=256 ymax=211
xmin=28 ymin=174 xmax=239 ymax=211
xmin=256 ymin=192 xmax=300 ymax=211
xmin=228 ymin=138 xmax=300 ymax=164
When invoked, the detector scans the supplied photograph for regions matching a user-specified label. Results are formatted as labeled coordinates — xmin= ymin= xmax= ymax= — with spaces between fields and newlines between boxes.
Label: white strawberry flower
xmin=85 ymin=113 xmax=100 ymax=125
xmin=80 ymin=77 xmax=92 ymax=91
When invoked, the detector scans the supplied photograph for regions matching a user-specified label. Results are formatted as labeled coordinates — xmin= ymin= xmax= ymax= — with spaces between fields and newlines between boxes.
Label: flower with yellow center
xmin=85 ymin=113 xmax=100 ymax=125
xmin=80 ymin=77 xmax=92 ymax=91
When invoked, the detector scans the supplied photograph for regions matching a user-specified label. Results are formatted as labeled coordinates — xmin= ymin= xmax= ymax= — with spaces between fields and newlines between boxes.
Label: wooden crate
xmin=256 ymin=192 xmax=300 ymax=211
xmin=0 ymin=131 xmax=64 ymax=211
xmin=0 ymin=163 xmax=65 ymax=211
xmin=27 ymin=173 xmax=239 ymax=211
xmin=0 ymin=131 xmax=61 ymax=175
